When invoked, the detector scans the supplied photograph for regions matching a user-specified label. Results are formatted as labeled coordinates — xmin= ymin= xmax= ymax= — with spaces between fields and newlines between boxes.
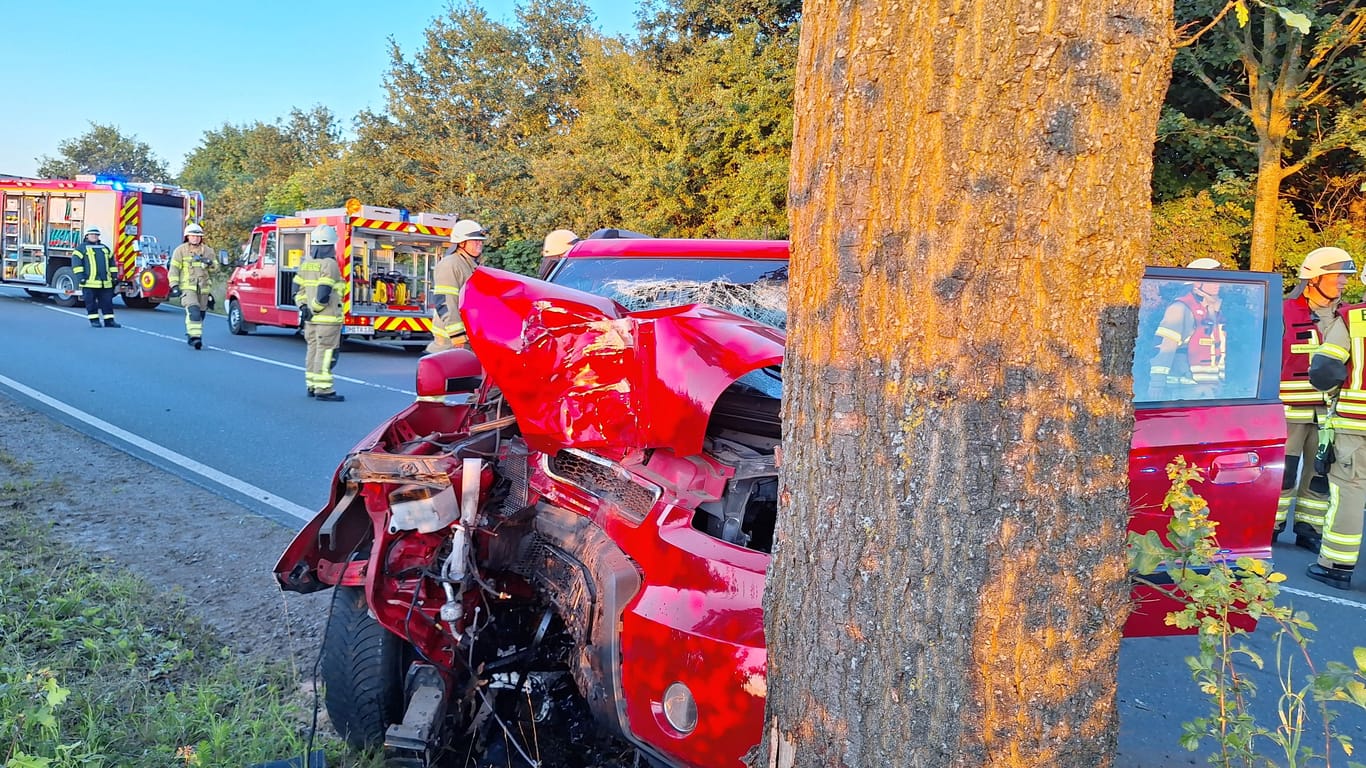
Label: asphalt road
xmin=1 ymin=286 xmax=1363 ymax=765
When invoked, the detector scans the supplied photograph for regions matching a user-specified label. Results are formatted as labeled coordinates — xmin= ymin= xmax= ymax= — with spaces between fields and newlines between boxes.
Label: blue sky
xmin=0 ymin=0 xmax=638 ymax=179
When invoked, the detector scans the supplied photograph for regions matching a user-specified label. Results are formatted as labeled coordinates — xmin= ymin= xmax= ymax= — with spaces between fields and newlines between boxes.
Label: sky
xmin=0 ymin=0 xmax=638 ymax=179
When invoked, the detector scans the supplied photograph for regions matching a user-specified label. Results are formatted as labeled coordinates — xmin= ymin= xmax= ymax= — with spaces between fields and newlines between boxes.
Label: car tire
xmin=50 ymin=267 xmax=79 ymax=307
xmin=320 ymin=585 xmax=407 ymax=750
xmin=227 ymin=299 xmax=253 ymax=335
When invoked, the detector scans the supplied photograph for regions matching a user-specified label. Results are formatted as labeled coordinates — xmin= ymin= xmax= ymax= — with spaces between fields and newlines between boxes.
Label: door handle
xmin=1210 ymin=452 xmax=1263 ymax=485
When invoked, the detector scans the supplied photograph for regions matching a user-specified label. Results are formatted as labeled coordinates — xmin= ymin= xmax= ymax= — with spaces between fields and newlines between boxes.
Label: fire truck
xmin=0 ymin=175 xmax=204 ymax=307
xmin=225 ymin=202 xmax=457 ymax=344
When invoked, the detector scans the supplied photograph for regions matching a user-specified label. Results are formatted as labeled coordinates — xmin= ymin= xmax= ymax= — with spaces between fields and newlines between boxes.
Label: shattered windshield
xmin=550 ymin=258 xmax=790 ymax=330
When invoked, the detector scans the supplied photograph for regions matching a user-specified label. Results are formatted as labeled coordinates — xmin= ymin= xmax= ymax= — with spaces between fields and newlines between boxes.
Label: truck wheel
xmin=321 ymin=585 xmax=407 ymax=750
xmin=227 ymin=299 xmax=254 ymax=335
xmin=51 ymin=267 xmax=79 ymax=308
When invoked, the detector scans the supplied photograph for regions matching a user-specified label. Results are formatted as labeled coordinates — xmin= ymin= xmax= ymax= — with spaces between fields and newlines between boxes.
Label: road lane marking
xmin=1279 ymin=585 xmax=1366 ymax=611
xmin=0 ymin=373 xmax=315 ymax=522
xmin=38 ymin=304 xmax=416 ymax=395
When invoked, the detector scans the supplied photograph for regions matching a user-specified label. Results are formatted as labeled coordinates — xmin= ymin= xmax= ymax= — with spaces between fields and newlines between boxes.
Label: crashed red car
xmin=275 ymin=238 xmax=1284 ymax=767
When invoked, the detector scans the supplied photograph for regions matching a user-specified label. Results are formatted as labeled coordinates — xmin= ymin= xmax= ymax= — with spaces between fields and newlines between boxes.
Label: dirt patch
xmin=0 ymin=393 xmax=327 ymax=672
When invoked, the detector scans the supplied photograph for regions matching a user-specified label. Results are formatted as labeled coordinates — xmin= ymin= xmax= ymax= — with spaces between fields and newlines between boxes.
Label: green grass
xmin=0 ymin=474 xmax=378 ymax=768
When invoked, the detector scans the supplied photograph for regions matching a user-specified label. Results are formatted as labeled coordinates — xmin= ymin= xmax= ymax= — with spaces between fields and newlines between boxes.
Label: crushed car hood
xmin=461 ymin=267 xmax=785 ymax=458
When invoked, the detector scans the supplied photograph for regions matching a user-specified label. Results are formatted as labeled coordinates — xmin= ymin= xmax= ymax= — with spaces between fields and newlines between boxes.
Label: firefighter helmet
xmin=84 ymin=226 xmax=101 ymax=238
xmin=1186 ymin=257 xmax=1222 ymax=269
xmin=450 ymin=219 xmax=488 ymax=244
xmin=311 ymin=225 xmax=338 ymax=246
xmin=184 ymin=223 xmax=205 ymax=237
xmin=1299 ymin=246 xmax=1357 ymax=279
xmin=542 ymin=229 xmax=580 ymax=258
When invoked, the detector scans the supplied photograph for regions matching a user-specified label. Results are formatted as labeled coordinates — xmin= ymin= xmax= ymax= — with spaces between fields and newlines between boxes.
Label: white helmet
xmin=311 ymin=224 xmax=338 ymax=246
xmin=1186 ymin=257 xmax=1222 ymax=269
xmin=542 ymin=229 xmax=580 ymax=258
xmin=84 ymin=226 xmax=101 ymax=237
xmin=184 ymin=223 xmax=205 ymax=238
xmin=449 ymin=219 xmax=488 ymax=244
xmin=1299 ymin=246 xmax=1357 ymax=279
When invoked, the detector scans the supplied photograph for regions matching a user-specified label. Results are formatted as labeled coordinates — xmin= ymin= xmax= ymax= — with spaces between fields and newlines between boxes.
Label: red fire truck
xmin=0 ymin=175 xmax=204 ymax=307
xmin=225 ymin=202 xmax=457 ymax=345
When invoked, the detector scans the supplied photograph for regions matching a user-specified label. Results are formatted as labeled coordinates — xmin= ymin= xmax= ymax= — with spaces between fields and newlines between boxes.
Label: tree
xmin=1171 ymin=0 xmax=1366 ymax=271
xmin=761 ymin=1 xmax=1174 ymax=766
xmin=36 ymin=123 xmax=169 ymax=181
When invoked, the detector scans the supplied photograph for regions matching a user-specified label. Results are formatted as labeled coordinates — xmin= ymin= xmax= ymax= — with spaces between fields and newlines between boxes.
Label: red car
xmin=275 ymin=238 xmax=1284 ymax=767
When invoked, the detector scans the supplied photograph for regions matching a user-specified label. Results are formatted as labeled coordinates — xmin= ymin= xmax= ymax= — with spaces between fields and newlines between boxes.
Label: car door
xmin=1125 ymin=266 xmax=1285 ymax=636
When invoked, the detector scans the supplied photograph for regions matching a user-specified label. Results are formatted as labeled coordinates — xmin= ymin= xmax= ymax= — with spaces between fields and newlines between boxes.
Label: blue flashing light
xmin=261 ymin=213 xmax=284 ymax=224
xmin=399 ymin=208 xmax=410 ymax=222
xmin=94 ymin=174 xmax=127 ymax=191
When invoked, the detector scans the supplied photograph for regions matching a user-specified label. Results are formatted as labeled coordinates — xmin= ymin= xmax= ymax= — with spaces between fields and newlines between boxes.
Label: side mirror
xmin=218 ymin=249 xmax=231 ymax=267
xmin=415 ymin=348 xmax=483 ymax=399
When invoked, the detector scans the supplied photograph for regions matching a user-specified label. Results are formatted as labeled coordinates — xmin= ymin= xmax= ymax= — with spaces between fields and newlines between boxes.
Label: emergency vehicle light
xmin=261 ymin=214 xmax=284 ymax=224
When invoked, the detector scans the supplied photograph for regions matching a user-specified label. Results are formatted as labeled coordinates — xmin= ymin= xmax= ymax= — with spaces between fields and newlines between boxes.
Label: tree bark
xmin=763 ymin=1 xmax=1174 ymax=767
xmin=1248 ymin=137 xmax=1286 ymax=273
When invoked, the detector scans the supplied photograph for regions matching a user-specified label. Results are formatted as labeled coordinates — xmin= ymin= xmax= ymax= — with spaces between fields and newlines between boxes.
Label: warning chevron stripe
xmin=350 ymin=218 xmax=445 ymax=236
xmin=115 ymin=194 xmax=139 ymax=280
xmin=373 ymin=316 xmax=433 ymax=333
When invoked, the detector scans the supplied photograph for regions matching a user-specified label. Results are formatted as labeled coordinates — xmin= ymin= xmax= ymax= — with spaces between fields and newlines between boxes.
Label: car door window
xmin=1133 ymin=270 xmax=1274 ymax=404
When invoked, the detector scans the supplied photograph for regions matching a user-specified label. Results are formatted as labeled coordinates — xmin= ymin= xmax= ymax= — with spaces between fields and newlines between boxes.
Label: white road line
xmin=0 ymin=372 xmax=316 ymax=522
xmin=39 ymin=304 xmax=416 ymax=395
xmin=1279 ymin=585 xmax=1366 ymax=611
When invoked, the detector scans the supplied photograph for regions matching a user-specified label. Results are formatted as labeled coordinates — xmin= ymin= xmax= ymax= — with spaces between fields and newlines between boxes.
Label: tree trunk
xmin=762 ymin=1 xmax=1174 ymax=767
xmin=1248 ymin=137 xmax=1285 ymax=272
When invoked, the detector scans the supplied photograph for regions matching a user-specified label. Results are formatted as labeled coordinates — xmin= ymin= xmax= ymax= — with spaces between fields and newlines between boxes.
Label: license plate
xmin=343 ymin=325 xmax=375 ymax=336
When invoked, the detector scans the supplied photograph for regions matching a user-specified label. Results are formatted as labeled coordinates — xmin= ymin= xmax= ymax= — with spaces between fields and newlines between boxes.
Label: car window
xmin=1133 ymin=275 xmax=1270 ymax=404
xmin=551 ymin=257 xmax=790 ymax=329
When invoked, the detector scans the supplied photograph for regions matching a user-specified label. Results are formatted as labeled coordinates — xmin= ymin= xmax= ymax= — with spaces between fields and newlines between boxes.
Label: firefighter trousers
xmin=304 ymin=321 xmax=342 ymax=394
xmin=1321 ymin=431 xmax=1366 ymax=569
xmin=181 ymin=290 xmax=210 ymax=339
xmin=1279 ymin=420 xmax=1330 ymax=532
xmin=83 ymin=286 xmax=115 ymax=323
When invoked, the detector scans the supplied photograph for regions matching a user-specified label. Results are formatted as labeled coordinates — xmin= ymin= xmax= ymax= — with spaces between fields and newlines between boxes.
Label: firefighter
xmin=1307 ymin=248 xmax=1366 ymax=589
xmin=1277 ymin=247 xmax=1357 ymax=551
xmin=294 ymin=225 xmax=347 ymax=402
xmin=537 ymin=228 xmax=580 ymax=278
xmin=424 ymin=219 xmax=487 ymax=355
xmin=1146 ymin=258 xmax=1224 ymax=400
xmin=167 ymin=223 xmax=217 ymax=349
xmin=71 ymin=226 xmax=119 ymax=328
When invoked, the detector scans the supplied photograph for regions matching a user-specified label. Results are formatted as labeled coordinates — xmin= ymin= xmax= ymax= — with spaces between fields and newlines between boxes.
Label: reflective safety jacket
xmin=1313 ymin=303 xmax=1366 ymax=432
xmin=1281 ymin=296 xmax=1332 ymax=423
xmin=432 ymin=250 xmax=478 ymax=339
xmin=294 ymin=255 xmax=345 ymax=324
xmin=168 ymin=242 xmax=216 ymax=291
xmin=71 ymin=241 xmax=116 ymax=289
xmin=1150 ymin=292 xmax=1224 ymax=391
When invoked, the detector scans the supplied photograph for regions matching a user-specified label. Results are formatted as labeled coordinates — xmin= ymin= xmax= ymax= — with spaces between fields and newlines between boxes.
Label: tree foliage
xmin=36 ymin=123 xmax=169 ymax=182
xmin=1165 ymin=0 xmax=1366 ymax=270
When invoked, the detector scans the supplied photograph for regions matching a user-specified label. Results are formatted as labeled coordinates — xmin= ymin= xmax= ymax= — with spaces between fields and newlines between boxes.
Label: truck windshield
xmin=550 ymin=257 xmax=790 ymax=330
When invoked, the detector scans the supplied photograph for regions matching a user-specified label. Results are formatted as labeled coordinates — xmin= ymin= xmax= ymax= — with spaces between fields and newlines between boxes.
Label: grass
xmin=0 ymin=467 xmax=380 ymax=768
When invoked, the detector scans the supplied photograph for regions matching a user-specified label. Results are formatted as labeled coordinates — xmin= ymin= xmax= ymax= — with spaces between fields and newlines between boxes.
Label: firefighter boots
xmin=103 ymin=319 xmax=120 ymax=328
xmin=315 ymin=391 xmax=345 ymax=402
xmin=1306 ymin=563 xmax=1354 ymax=590
xmin=187 ymin=336 xmax=203 ymax=350
xmin=90 ymin=319 xmax=100 ymax=328
xmin=1293 ymin=522 xmax=1322 ymax=553
xmin=307 ymin=388 xmax=316 ymax=398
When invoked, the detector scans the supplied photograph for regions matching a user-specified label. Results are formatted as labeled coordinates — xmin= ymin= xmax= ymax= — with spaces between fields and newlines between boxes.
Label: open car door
xmin=1125 ymin=266 xmax=1285 ymax=636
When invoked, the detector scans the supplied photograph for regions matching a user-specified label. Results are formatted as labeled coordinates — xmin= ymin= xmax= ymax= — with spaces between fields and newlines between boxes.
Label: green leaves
xmin=36 ymin=123 xmax=169 ymax=182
